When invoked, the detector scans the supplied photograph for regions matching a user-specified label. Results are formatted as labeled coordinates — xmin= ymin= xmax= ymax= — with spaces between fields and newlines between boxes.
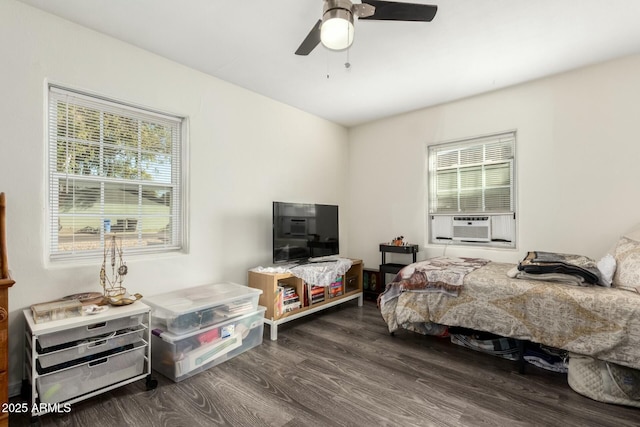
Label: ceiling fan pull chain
xmin=326 ymin=50 xmax=331 ymax=79
xmin=345 ymin=46 xmax=351 ymax=69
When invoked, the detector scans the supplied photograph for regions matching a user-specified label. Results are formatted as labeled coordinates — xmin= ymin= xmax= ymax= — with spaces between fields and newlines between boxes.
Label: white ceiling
xmin=18 ymin=0 xmax=640 ymax=127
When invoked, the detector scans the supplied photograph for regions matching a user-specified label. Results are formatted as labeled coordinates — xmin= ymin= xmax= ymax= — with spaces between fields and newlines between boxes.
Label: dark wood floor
xmin=11 ymin=300 xmax=640 ymax=427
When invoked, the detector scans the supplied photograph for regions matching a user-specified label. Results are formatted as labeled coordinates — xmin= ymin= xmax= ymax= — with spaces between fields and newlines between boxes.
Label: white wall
xmin=0 ymin=0 xmax=349 ymax=391
xmin=348 ymin=54 xmax=640 ymax=270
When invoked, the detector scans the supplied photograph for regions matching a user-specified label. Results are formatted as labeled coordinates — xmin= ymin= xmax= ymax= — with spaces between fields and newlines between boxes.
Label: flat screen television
xmin=272 ymin=201 xmax=339 ymax=264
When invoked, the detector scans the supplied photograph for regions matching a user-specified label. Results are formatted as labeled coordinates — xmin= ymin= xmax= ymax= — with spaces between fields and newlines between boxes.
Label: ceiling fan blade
xmin=295 ymin=19 xmax=322 ymax=56
xmin=360 ymin=1 xmax=437 ymax=22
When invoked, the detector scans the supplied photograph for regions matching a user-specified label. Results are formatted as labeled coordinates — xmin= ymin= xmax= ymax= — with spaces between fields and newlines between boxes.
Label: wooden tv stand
xmin=248 ymin=259 xmax=363 ymax=340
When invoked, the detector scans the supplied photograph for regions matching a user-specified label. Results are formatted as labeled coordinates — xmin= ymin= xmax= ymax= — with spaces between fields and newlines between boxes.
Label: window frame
xmin=47 ymin=84 xmax=188 ymax=261
xmin=426 ymin=131 xmax=517 ymax=248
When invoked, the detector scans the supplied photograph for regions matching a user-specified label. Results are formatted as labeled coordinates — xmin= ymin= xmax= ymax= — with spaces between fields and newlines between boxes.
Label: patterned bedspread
xmin=380 ymin=261 xmax=640 ymax=370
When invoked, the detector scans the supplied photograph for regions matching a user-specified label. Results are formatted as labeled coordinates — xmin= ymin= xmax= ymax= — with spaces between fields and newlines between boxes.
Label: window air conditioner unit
xmin=452 ymin=216 xmax=491 ymax=242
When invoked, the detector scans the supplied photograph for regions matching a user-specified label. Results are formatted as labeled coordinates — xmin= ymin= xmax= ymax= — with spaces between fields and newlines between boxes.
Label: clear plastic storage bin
xmin=152 ymin=306 xmax=265 ymax=382
xmin=144 ymin=283 xmax=262 ymax=334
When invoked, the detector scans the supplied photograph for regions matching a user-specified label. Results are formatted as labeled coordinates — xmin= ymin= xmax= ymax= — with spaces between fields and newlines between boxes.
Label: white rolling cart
xmin=22 ymin=301 xmax=157 ymax=421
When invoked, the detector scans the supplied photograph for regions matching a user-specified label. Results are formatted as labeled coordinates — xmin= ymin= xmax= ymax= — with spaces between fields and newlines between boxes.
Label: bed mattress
xmin=380 ymin=261 xmax=640 ymax=370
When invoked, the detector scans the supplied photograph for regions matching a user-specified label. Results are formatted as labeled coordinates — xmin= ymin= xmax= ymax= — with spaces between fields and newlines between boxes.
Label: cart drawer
xmin=37 ymin=344 xmax=145 ymax=404
xmin=37 ymin=314 xmax=143 ymax=350
xmin=37 ymin=326 xmax=145 ymax=372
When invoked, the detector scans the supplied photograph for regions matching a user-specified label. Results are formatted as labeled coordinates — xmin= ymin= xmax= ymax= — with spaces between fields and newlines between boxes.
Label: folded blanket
xmin=507 ymin=266 xmax=587 ymax=286
xmin=518 ymin=251 xmax=601 ymax=284
xmin=379 ymin=257 xmax=490 ymax=308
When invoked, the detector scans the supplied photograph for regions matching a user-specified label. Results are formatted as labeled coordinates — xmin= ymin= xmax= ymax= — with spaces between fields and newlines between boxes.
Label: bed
xmin=379 ymin=238 xmax=640 ymax=372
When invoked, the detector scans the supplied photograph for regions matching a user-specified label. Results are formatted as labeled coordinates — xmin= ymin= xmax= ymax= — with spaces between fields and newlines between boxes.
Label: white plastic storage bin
xmin=37 ymin=325 xmax=146 ymax=373
xmin=144 ymin=283 xmax=262 ymax=335
xmin=37 ymin=314 xmax=143 ymax=350
xmin=36 ymin=344 xmax=146 ymax=403
xmin=152 ymin=306 xmax=265 ymax=382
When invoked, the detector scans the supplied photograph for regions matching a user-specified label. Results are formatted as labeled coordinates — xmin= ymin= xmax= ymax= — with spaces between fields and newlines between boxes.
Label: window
xmin=427 ymin=131 xmax=516 ymax=247
xmin=48 ymin=85 xmax=186 ymax=260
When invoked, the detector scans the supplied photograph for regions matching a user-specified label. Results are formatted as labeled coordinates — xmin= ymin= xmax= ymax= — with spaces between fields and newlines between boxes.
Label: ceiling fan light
xmin=321 ymin=9 xmax=355 ymax=51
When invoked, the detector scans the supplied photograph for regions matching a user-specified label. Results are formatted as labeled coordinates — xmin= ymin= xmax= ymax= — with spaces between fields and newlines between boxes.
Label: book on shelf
xmin=305 ymin=284 xmax=324 ymax=304
xmin=275 ymin=286 xmax=284 ymax=317
xmin=277 ymin=282 xmax=301 ymax=316
xmin=329 ymin=276 xmax=343 ymax=298
xmin=283 ymin=296 xmax=300 ymax=307
xmin=283 ymin=301 xmax=301 ymax=312
xmin=307 ymin=284 xmax=326 ymax=304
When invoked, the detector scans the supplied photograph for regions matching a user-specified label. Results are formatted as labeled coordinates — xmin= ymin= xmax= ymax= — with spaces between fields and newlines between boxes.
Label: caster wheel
xmin=146 ymin=377 xmax=158 ymax=390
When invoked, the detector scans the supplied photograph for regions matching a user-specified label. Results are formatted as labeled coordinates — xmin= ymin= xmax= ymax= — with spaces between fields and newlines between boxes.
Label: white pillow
xmin=612 ymin=237 xmax=640 ymax=293
xmin=596 ymin=254 xmax=616 ymax=287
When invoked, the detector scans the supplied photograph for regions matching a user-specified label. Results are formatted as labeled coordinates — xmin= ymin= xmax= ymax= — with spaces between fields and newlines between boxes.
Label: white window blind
xmin=48 ymin=86 xmax=185 ymax=259
xmin=428 ymin=132 xmax=515 ymax=214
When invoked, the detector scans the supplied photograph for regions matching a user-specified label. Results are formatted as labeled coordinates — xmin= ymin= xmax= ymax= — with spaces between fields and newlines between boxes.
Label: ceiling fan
xmin=295 ymin=0 xmax=438 ymax=55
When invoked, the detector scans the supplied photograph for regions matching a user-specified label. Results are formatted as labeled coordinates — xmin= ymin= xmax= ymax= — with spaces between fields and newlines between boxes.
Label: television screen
xmin=273 ymin=202 xmax=339 ymax=263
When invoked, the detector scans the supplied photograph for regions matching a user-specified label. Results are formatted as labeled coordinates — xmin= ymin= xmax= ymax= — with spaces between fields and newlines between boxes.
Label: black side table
xmin=379 ymin=243 xmax=419 ymax=286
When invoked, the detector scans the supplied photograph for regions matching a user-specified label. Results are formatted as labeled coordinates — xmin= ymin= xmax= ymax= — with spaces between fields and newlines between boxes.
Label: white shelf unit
xmin=23 ymin=302 xmax=156 ymax=419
